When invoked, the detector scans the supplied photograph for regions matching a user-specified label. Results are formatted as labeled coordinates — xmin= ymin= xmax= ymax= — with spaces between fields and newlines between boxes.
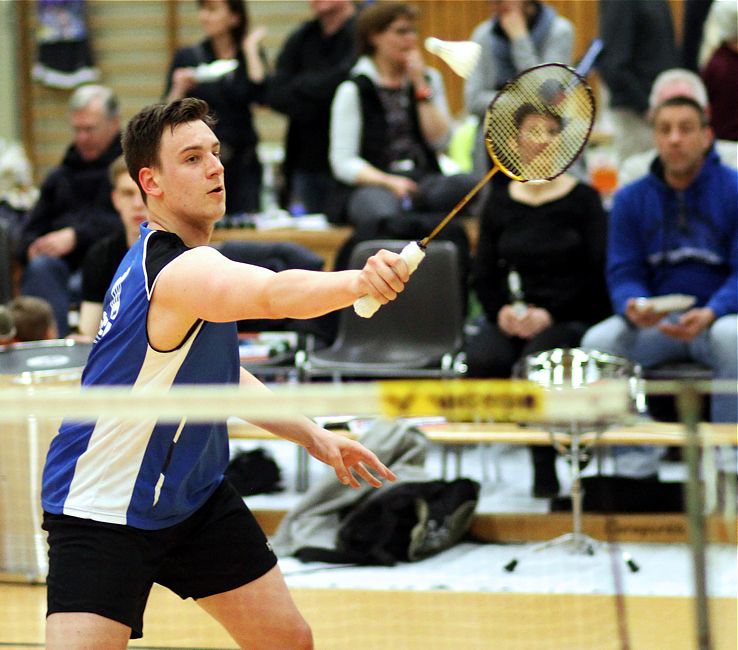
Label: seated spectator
xmin=699 ymin=0 xmax=738 ymax=142
xmin=582 ymin=96 xmax=738 ymax=476
xmin=78 ymin=156 xmax=148 ymax=339
xmin=465 ymin=132 xmax=610 ymax=498
xmin=17 ymin=84 xmax=122 ymax=337
xmin=8 ymin=296 xmax=58 ymax=342
xmin=327 ymin=1 xmax=478 ymax=229
xmin=618 ymin=68 xmax=737 ymax=187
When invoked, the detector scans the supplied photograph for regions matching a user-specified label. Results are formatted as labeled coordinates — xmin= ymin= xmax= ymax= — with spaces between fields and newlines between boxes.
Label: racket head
xmin=484 ymin=63 xmax=595 ymax=182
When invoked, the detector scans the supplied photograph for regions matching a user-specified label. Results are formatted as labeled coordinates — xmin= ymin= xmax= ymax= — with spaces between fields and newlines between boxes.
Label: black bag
xmin=296 ymin=478 xmax=480 ymax=566
xmin=225 ymin=448 xmax=283 ymax=496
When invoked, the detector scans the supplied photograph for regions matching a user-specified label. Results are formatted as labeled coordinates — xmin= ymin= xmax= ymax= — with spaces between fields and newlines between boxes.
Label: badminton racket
xmin=354 ymin=63 xmax=595 ymax=318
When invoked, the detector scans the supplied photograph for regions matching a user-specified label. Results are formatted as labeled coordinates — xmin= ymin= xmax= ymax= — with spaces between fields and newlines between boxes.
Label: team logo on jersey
xmin=95 ymin=266 xmax=131 ymax=342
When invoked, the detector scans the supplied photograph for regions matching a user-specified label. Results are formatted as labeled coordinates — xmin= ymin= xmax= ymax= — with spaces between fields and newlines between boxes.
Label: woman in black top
xmin=164 ymin=0 xmax=266 ymax=215
xmin=466 ymin=170 xmax=611 ymax=498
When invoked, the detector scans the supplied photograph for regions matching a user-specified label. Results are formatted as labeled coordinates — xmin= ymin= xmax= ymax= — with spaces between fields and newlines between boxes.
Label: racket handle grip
xmin=353 ymin=241 xmax=426 ymax=318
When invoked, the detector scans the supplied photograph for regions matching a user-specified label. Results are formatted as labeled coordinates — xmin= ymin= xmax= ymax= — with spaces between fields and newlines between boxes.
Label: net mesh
xmin=485 ymin=63 xmax=595 ymax=182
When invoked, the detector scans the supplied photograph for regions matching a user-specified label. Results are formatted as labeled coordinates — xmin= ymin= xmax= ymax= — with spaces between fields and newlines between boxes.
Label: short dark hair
xmin=514 ymin=103 xmax=563 ymax=131
xmin=652 ymin=95 xmax=708 ymax=126
xmin=355 ymin=1 xmax=419 ymax=57
xmin=122 ymin=98 xmax=217 ymax=200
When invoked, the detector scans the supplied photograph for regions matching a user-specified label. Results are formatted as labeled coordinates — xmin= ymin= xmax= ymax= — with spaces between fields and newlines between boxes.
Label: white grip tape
xmin=353 ymin=242 xmax=426 ymax=318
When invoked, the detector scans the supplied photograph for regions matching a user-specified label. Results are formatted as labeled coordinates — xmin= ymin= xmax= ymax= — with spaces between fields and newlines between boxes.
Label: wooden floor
xmin=1 ymin=582 xmax=735 ymax=649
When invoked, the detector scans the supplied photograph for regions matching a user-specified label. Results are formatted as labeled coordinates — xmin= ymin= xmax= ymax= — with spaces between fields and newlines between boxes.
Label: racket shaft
xmin=422 ymin=166 xmax=498 ymax=246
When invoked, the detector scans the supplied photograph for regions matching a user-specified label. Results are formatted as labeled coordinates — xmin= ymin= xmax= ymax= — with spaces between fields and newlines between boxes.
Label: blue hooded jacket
xmin=607 ymin=146 xmax=738 ymax=318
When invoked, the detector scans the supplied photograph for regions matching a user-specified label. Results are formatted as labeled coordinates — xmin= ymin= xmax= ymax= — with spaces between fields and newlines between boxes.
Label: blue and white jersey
xmin=42 ymin=223 xmax=240 ymax=530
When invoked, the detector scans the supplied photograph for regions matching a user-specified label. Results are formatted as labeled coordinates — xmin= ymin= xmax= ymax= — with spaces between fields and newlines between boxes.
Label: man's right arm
xmin=147 ymin=246 xmax=409 ymax=351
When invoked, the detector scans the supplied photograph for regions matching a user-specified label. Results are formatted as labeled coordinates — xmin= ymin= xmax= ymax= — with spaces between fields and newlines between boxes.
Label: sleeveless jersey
xmin=41 ymin=224 xmax=240 ymax=530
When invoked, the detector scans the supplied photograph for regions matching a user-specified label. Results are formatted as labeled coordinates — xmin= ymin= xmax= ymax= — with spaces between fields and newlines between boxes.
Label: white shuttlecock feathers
xmin=424 ymin=37 xmax=481 ymax=79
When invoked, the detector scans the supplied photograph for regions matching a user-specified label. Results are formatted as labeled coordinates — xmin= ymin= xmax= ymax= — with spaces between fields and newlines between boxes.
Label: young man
xmin=77 ymin=156 xmax=149 ymax=339
xmin=583 ymin=96 xmax=738 ymax=476
xmin=41 ymin=98 xmax=409 ymax=649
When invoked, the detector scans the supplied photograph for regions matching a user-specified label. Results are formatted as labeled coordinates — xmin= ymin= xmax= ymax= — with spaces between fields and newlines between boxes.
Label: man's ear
xmin=138 ymin=167 xmax=162 ymax=198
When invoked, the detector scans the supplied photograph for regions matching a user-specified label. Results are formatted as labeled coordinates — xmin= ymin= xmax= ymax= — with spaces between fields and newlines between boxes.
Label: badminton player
xmin=41 ymin=97 xmax=408 ymax=649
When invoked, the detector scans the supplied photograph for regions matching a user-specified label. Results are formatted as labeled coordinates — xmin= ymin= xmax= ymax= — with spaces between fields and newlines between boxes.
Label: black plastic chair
xmin=299 ymin=239 xmax=467 ymax=380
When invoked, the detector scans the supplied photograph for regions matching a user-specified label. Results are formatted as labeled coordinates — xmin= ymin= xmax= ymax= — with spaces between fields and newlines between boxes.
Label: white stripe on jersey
xmin=62 ymin=323 xmax=204 ymax=524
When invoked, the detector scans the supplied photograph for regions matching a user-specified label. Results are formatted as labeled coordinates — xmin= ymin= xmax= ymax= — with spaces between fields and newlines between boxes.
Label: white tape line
xmin=0 ymin=379 xmax=639 ymax=424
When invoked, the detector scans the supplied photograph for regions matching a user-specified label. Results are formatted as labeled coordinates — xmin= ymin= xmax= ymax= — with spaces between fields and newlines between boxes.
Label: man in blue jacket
xmin=583 ymin=95 xmax=737 ymax=476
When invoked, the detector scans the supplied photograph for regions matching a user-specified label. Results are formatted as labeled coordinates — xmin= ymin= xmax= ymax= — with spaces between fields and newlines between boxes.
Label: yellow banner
xmin=377 ymin=379 xmax=545 ymax=422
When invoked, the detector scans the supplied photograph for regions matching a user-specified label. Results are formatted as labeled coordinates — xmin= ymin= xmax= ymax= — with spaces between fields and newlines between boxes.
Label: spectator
xmin=582 ymin=96 xmax=738 ymax=476
xmin=263 ymin=0 xmax=358 ymax=215
xmin=618 ymin=68 xmax=737 ymax=187
xmin=8 ymin=296 xmax=58 ymax=342
xmin=164 ymin=0 xmax=267 ymax=215
xmin=327 ymin=1 xmax=478 ymax=229
xmin=464 ymin=0 xmax=574 ymax=176
xmin=466 ymin=109 xmax=610 ymax=497
xmin=699 ymin=0 xmax=738 ymax=141
xmin=77 ymin=156 xmax=149 ymax=339
xmin=597 ymin=0 xmax=678 ymax=164
xmin=17 ymin=84 xmax=122 ymax=337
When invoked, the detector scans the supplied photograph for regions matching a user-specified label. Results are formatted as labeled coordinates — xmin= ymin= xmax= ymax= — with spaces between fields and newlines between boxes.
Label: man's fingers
xmin=353 ymin=462 xmax=382 ymax=488
xmin=361 ymin=252 xmax=410 ymax=303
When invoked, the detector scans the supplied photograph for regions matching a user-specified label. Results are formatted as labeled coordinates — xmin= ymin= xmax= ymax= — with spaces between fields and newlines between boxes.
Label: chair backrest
xmin=327 ymin=239 xmax=465 ymax=369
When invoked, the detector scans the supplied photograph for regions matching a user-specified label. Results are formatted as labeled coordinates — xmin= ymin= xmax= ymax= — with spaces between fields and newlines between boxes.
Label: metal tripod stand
xmin=504 ymin=422 xmax=640 ymax=573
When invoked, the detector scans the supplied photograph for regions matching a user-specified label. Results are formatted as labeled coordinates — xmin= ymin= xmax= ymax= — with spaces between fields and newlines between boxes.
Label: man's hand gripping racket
xmin=353 ymin=63 xmax=596 ymax=317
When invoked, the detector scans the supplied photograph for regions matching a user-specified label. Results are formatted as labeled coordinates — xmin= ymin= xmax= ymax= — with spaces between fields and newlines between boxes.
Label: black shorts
xmin=43 ymin=480 xmax=277 ymax=639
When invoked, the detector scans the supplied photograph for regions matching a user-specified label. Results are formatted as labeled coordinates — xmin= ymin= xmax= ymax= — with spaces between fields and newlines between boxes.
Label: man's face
xmin=111 ymin=173 xmax=149 ymax=241
xmin=653 ymin=105 xmax=712 ymax=181
xmin=148 ymin=120 xmax=225 ymax=223
xmin=71 ymin=101 xmax=120 ymax=161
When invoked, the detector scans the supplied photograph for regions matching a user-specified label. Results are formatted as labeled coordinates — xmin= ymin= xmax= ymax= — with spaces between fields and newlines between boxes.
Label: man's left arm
xmin=237 ymin=367 xmax=395 ymax=489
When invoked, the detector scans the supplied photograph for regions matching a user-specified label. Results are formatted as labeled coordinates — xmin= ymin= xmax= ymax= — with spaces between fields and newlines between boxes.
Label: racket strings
xmin=484 ymin=64 xmax=595 ymax=182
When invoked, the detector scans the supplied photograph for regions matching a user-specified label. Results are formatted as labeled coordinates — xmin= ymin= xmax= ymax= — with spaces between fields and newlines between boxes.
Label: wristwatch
xmin=415 ymin=86 xmax=433 ymax=102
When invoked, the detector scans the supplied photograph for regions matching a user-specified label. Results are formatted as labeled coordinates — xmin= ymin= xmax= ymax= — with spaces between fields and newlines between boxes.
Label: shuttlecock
xmin=424 ymin=37 xmax=481 ymax=79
